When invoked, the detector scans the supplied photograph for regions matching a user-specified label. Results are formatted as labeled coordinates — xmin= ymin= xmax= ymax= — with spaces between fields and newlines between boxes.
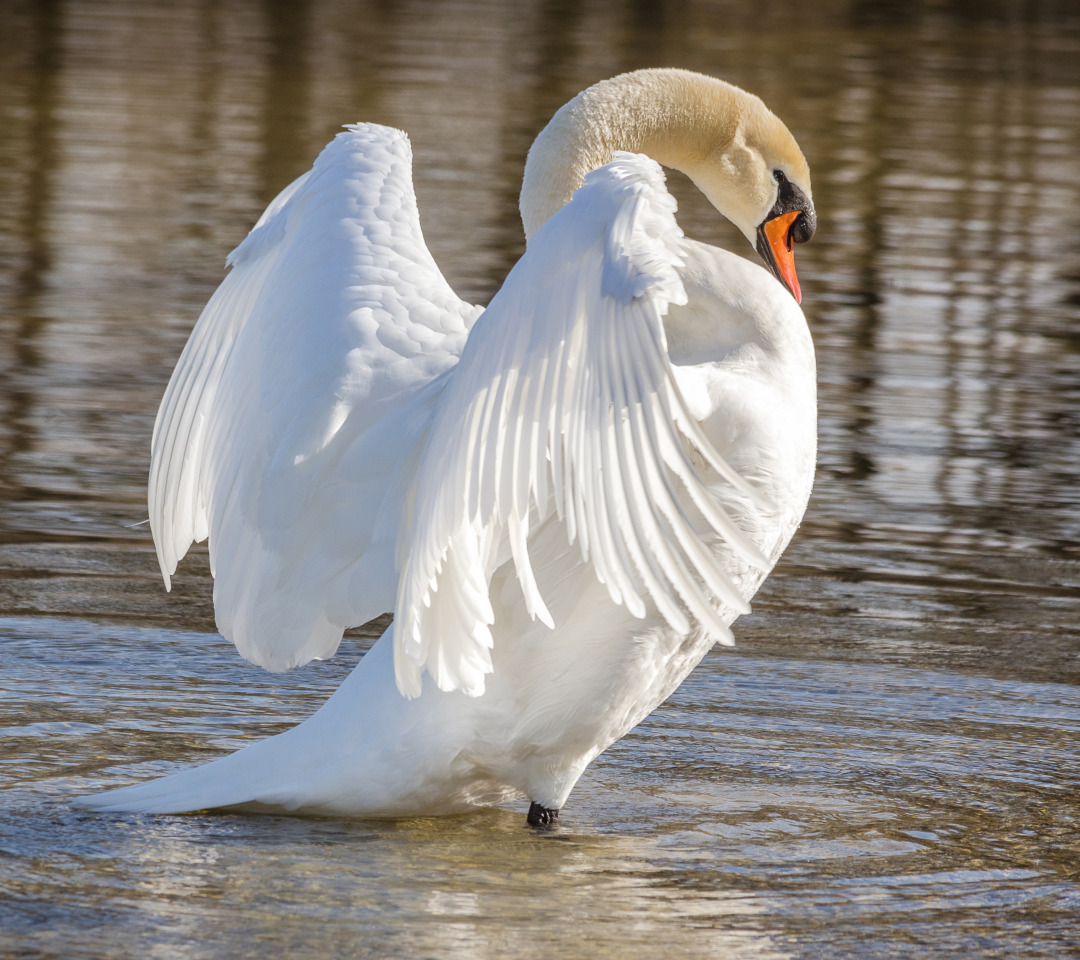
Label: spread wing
xmin=393 ymin=154 xmax=769 ymax=698
xmin=150 ymin=123 xmax=480 ymax=670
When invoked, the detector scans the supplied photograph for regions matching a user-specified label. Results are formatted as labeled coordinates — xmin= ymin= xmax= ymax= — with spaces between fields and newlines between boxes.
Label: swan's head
xmin=682 ymin=83 xmax=817 ymax=304
xmin=521 ymin=68 xmax=816 ymax=302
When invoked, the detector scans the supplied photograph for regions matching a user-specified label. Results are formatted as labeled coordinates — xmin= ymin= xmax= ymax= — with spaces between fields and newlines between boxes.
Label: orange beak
xmin=759 ymin=210 xmax=803 ymax=304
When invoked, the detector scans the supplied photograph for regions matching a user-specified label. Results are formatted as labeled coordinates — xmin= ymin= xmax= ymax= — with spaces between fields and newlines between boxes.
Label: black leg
xmin=527 ymin=801 xmax=559 ymax=827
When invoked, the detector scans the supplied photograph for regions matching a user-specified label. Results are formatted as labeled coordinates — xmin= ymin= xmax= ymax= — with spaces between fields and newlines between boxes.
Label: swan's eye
xmin=773 ymin=169 xmax=787 ymax=184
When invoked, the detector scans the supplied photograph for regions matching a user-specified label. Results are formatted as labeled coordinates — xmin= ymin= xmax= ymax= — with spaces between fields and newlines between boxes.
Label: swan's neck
xmin=519 ymin=70 xmax=747 ymax=240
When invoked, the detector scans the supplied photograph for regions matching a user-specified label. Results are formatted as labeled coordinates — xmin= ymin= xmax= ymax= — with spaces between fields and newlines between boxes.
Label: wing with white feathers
xmin=151 ymin=123 xmax=480 ymax=671
xmin=393 ymin=154 xmax=769 ymax=699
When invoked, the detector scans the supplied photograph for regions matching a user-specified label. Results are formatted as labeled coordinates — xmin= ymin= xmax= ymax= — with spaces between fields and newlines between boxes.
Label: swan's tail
xmin=74 ymin=637 xmax=504 ymax=818
xmin=76 ymin=630 xmax=393 ymax=816
xmin=74 ymin=728 xmax=315 ymax=815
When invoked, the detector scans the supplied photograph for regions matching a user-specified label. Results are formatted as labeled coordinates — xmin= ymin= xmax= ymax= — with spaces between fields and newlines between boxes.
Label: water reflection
xmin=1 ymin=0 xmax=1079 ymax=957
xmin=3 ymin=617 xmax=1078 ymax=957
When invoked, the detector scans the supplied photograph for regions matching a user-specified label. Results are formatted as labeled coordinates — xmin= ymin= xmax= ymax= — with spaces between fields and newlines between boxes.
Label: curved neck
xmin=519 ymin=70 xmax=746 ymax=240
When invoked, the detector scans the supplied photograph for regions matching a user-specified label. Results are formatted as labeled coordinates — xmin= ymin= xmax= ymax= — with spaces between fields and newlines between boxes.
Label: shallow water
xmin=2 ymin=0 xmax=1080 ymax=957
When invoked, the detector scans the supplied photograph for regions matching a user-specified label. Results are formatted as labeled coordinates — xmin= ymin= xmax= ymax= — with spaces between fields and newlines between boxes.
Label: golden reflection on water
xmin=1 ymin=0 xmax=1079 ymax=957
xmin=4 ymin=617 xmax=1079 ymax=958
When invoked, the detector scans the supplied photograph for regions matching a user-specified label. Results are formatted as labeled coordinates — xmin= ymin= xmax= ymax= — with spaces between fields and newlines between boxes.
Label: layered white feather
xmin=393 ymin=154 xmax=769 ymax=699
xmin=149 ymin=124 xmax=480 ymax=670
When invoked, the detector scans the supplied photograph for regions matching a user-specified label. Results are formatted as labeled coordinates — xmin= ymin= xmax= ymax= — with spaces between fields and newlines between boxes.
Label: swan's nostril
xmin=791 ymin=211 xmax=815 ymax=245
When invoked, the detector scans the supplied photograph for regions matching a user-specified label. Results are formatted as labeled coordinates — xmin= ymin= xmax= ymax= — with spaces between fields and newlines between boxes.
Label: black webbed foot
xmin=527 ymin=801 xmax=559 ymax=828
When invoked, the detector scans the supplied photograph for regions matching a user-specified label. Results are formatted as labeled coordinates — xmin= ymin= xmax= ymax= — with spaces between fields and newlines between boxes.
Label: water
xmin=2 ymin=0 xmax=1080 ymax=956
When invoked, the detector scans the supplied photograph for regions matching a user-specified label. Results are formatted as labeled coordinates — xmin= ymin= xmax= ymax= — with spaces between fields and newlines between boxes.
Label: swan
xmin=79 ymin=68 xmax=817 ymax=825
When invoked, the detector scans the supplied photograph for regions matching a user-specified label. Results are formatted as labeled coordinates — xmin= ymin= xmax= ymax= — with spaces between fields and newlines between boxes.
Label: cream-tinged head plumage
xmin=520 ymin=68 xmax=815 ymax=299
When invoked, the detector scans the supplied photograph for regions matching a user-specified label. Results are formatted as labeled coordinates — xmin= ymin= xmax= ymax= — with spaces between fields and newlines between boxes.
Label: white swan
xmin=80 ymin=68 xmax=817 ymax=824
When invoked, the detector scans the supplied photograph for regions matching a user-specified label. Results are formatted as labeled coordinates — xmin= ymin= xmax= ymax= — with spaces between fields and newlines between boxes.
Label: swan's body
xmin=80 ymin=69 xmax=817 ymax=820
